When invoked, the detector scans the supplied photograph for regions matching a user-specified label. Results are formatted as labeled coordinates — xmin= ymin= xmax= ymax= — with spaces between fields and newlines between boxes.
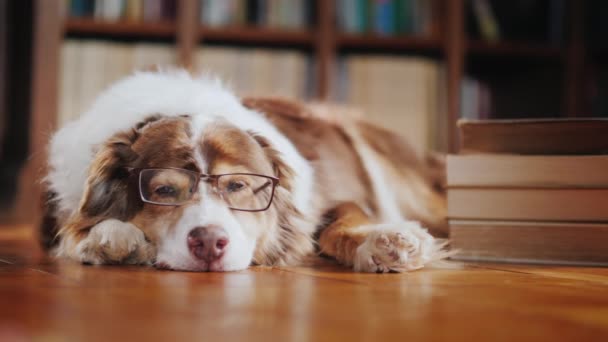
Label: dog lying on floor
xmin=41 ymin=70 xmax=449 ymax=272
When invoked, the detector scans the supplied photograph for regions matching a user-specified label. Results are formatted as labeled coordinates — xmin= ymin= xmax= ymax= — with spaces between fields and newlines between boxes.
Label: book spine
xmin=161 ymin=0 xmax=176 ymax=20
xmin=143 ymin=0 xmax=162 ymax=22
xmin=70 ymin=0 xmax=95 ymax=17
xmin=449 ymin=220 xmax=608 ymax=265
xmin=125 ymin=0 xmax=143 ymax=22
xmin=448 ymin=188 xmax=608 ymax=221
xmin=447 ymin=155 xmax=608 ymax=188
xmin=356 ymin=0 xmax=369 ymax=33
xmin=472 ymin=0 xmax=500 ymax=41
xmin=548 ymin=0 xmax=565 ymax=45
xmin=373 ymin=0 xmax=393 ymax=35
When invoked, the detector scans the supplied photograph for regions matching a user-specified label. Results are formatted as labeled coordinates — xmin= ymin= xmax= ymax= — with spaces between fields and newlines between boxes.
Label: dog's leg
xmin=318 ymin=202 xmax=447 ymax=273
xmin=55 ymin=219 xmax=156 ymax=265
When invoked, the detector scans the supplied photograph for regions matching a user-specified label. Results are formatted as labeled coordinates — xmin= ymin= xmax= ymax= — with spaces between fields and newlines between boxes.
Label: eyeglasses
xmin=125 ymin=168 xmax=279 ymax=212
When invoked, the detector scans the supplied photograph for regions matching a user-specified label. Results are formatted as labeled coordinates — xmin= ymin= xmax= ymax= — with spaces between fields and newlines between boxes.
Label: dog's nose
xmin=187 ymin=225 xmax=229 ymax=263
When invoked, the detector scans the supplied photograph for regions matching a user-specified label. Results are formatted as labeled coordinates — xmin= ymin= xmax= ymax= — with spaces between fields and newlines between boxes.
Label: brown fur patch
xmin=58 ymin=115 xmax=195 ymax=246
xmin=200 ymin=122 xmax=272 ymax=176
xmin=243 ymin=97 xmax=377 ymax=216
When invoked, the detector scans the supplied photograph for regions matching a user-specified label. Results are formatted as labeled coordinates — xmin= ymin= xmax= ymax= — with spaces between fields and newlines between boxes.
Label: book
xmin=447 ymin=188 xmax=608 ymax=222
xmin=125 ymin=0 xmax=143 ymax=21
xmin=460 ymin=77 xmax=492 ymax=120
xmin=458 ymin=118 xmax=608 ymax=155
xmin=373 ymin=0 xmax=394 ymax=35
xmin=143 ymin=0 xmax=162 ymax=22
xmin=194 ymin=46 xmax=308 ymax=99
xmin=471 ymin=0 xmax=500 ymax=41
xmin=449 ymin=220 xmax=608 ymax=265
xmin=336 ymin=0 xmax=437 ymax=36
xmin=69 ymin=0 xmax=95 ymax=17
xmin=200 ymin=0 xmax=306 ymax=29
xmin=344 ymin=55 xmax=441 ymax=155
xmin=94 ymin=0 xmax=125 ymax=22
xmin=58 ymin=40 xmax=176 ymax=125
xmin=447 ymin=155 xmax=608 ymax=188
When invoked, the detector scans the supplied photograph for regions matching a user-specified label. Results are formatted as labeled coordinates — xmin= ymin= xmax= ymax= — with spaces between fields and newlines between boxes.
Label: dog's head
xmin=63 ymin=113 xmax=312 ymax=271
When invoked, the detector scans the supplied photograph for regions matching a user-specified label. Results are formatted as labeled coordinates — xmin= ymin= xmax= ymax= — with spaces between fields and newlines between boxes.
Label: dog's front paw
xmin=75 ymin=219 xmax=156 ymax=265
xmin=353 ymin=222 xmax=445 ymax=273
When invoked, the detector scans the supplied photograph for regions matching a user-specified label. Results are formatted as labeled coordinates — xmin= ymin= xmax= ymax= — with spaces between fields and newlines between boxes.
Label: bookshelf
xmin=8 ymin=0 xmax=591 ymax=224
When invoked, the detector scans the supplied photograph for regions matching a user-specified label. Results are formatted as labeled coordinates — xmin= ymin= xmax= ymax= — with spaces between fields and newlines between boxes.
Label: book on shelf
xmin=58 ymin=41 xmax=311 ymax=125
xmin=471 ymin=0 xmax=499 ymax=42
xmin=337 ymin=0 xmax=439 ymax=37
xmin=194 ymin=46 xmax=310 ymax=99
xmin=59 ymin=40 xmax=176 ymax=125
xmin=334 ymin=55 xmax=443 ymax=154
xmin=466 ymin=0 xmax=565 ymax=44
xmin=200 ymin=0 xmax=310 ymax=30
xmin=458 ymin=118 xmax=608 ymax=155
xmin=66 ymin=0 xmax=176 ymax=22
xmin=450 ymin=220 xmax=608 ymax=265
xmin=460 ymin=76 xmax=492 ymax=120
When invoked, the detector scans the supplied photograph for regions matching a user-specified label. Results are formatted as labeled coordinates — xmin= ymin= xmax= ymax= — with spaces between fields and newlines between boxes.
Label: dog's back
xmin=243 ymin=97 xmax=447 ymax=237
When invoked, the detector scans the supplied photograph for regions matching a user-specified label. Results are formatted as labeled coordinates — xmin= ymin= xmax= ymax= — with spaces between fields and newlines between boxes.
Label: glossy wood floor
xmin=1 ymin=225 xmax=608 ymax=341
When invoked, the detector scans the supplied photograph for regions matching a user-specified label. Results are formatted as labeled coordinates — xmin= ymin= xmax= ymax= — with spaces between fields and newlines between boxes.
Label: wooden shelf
xmin=467 ymin=40 xmax=562 ymax=59
xmin=337 ymin=33 xmax=443 ymax=52
xmin=199 ymin=26 xmax=314 ymax=47
xmin=64 ymin=18 xmax=176 ymax=39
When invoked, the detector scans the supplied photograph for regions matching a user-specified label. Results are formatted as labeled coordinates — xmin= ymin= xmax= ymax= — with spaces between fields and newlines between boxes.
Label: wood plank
xmin=176 ymin=0 xmax=198 ymax=68
xmin=64 ymin=18 xmax=176 ymax=38
xmin=2 ymin=225 xmax=608 ymax=340
xmin=337 ymin=34 xmax=443 ymax=51
xmin=467 ymin=40 xmax=562 ymax=58
xmin=472 ymin=263 xmax=608 ymax=285
xmin=199 ymin=26 xmax=313 ymax=46
xmin=315 ymin=0 xmax=335 ymax=100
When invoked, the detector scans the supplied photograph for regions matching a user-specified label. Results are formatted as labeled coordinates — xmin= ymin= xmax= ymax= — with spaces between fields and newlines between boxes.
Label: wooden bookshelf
xmin=467 ymin=40 xmax=562 ymax=59
xmin=199 ymin=27 xmax=314 ymax=46
xmin=8 ymin=0 xmax=589 ymax=225
xmin=65 ymin=18 xmax=176 ymax=38
xmin=337 ymin=34 xmax=443 ymax=52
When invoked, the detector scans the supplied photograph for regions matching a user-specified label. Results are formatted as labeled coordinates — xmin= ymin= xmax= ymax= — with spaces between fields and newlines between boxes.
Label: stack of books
xmin=447 ymin=118 xmax=608 ymax=265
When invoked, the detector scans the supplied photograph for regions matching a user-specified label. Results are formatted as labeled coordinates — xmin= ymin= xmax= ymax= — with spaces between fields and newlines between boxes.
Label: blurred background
xmin=0 ymin=0 xmax=605 ymax=224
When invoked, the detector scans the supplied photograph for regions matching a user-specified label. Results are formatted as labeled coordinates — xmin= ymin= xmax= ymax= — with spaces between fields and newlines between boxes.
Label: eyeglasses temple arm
xmin=253 ymin=181 xmax=272 ymax=195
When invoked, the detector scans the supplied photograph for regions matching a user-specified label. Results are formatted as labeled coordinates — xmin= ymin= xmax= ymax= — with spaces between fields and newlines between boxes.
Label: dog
xmin=41 ymin=70 xmax=449 ymax=272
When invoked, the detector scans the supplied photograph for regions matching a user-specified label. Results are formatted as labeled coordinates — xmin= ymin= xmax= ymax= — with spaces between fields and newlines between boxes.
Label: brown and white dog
xmin=42 ymin=70 xmax=449 ymax=273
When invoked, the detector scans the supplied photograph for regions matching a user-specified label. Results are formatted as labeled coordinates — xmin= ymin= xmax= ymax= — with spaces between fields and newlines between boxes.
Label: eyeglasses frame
xmin=124 ymin=167 xmax=279 ymax=212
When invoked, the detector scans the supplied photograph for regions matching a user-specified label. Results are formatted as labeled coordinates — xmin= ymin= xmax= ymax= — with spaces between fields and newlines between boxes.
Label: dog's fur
xmin=42 ymin=70 xmax=449 ymax=272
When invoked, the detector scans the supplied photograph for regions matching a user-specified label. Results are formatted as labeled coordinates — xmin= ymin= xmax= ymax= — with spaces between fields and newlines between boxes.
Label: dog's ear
xmin=79 ymin=131 xmax=140 ymax=221
xmin=248 ymin=132 xmax=294 ymax=192
xmin=78 ymin=115 xmax=166 ymax=220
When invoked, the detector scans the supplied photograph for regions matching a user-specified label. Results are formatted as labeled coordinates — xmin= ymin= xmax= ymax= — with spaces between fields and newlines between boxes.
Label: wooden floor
xmin=1 ymin=225 xmax=608 ymax=341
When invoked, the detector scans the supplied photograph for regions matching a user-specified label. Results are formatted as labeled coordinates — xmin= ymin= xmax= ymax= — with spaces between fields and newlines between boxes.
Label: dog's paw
xmin=353 ymin=222 xmax=445 ymax=273
xmin=75 ymin=219 xmax=156 ymax=265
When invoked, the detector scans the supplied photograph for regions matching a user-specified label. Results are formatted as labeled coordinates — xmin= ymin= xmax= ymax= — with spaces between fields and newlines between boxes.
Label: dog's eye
xmin=226 ymin=181 xmax=245 ymax=193
xmin=155 ymin=185 xmax=177 ymax=197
